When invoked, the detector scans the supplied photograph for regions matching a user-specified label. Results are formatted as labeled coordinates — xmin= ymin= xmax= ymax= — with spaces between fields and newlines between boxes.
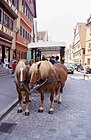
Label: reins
xmin=29 ymin=78 xmax=48 ymax=92
xmin=29 ymin=77 xmax=62 ymax=93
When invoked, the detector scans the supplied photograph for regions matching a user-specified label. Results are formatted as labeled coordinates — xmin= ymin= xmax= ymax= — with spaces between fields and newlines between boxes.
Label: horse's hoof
xmin=28 ymin=99 xmax=31 ymax=102
xmin=23 ymin=101 xmax=26 ymax=104
xmin=17 ymin=109 xmax=22 ymax=113
xmin=25 ymin=111 xmax=29 ymax=116
xmin=54 ymin=100 xmax=57 ymax=103
xmin=58 ymin=100 xmax=62 ymax=104
xmin=48 ymin=110 xmax=54 ymax=114
xmin=38 ymin=109 xmax=43 ymax=113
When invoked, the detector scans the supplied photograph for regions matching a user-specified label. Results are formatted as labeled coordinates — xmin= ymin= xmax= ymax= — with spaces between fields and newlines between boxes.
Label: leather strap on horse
xmin=37 ymin=76 xmax=62 ymax=86
xmin=15 ymin=80 xmax=31 ymax=94
xmin=29 ymin=77 xmax=62 ymax=93
xmin=29 ymin=78 xmax=48 ymax=92
xmin=14 ymin=71 xmax=31 ymax=94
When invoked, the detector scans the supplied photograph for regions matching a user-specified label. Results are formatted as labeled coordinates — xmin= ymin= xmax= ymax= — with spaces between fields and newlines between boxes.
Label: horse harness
xmin=29 ymin=76 xmax=62 ymax=92
xmin=15 ymin=68 xmax=30 ymax=93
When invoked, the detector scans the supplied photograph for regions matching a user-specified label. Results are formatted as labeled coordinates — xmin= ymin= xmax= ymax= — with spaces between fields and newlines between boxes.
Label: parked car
xmin=86 ymin=66 xmax=91 ymax=74
xmin=77 ymin=66 xmax=84 ymax=72
xmin=64 ymin=63 xmax=74 ymax=74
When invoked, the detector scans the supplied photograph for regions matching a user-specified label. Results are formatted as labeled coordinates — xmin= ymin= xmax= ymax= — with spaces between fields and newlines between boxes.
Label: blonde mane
xmin=15 ymin=60 xmax=26 ymax=74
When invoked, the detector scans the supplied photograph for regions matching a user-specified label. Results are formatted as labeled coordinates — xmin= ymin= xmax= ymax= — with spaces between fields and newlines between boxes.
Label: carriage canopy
xmin=27 ymin=41 xmax=66 ymax=62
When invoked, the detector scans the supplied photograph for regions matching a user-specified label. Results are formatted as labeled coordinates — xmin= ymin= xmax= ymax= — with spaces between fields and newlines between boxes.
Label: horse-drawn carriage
xmin=14 ymin=60 xmax=67 ymax=115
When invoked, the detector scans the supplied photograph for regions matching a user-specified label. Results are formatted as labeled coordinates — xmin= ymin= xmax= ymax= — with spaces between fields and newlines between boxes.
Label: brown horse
xmin=53 ymin=62 xmax=67 ymax=103
xmin=14 ymin=60 xmax=30 ymax=116
xmin=29 ymin=60 xmax=67 ymax=114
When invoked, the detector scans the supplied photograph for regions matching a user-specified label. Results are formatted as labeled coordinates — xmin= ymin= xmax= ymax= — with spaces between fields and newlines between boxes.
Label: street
xmin=0 ymin=72 xmax=91 ymax=140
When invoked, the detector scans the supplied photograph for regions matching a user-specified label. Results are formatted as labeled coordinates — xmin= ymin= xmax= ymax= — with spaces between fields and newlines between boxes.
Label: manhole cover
xmin=0 ymin=123 xmax=17 ymax=133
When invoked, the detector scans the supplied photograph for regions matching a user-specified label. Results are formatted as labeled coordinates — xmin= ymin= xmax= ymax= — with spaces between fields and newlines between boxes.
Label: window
xmin=23 ymin=4 xmax=33 ymax=23
xmin=12 ymin=0 xmax=18 ymax=9
xmin=87 ymin=58 xmax=90 ymax=65
xmin=3 ymin=12 xmax=7 ymax=27
xmin=9 ymin=18 xmax=13 ymax=30
xmin=3 ymin=12 xmax=13 ymax=30
xmin=0 ymin=8 xmax=3 ymax=23
xmin=88 ymin=43 xmax=91 ymax=49
xmin=23 ymin=28 xmax=25 ymax=38
xmin=20 ymin=26 xmax=23 ymax=36
xmin=21 ymin=52 xmax=27 ymax=59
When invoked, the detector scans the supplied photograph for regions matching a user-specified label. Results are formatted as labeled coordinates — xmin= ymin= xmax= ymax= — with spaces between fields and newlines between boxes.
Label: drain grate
xmin=0 ymin=123 xmax=17 ymax=133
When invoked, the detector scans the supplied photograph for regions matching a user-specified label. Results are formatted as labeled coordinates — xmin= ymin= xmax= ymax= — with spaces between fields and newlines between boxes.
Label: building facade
xmin=16 ymin=0 xmax=36 ymax=60
xmin=85 ymin=16 xmax=91 ymax=67
xmin=65 ymin=43 xmax=74 ymax=64
xmin=0 ymin=0 xmax=18 ymax=63
xmin=0 ymin=0 xmax=36 ymax=63
xmin=73 ymin=23 xmax=86 ymax=65
xmin=38 ymin=31 xmax=48 ymax=42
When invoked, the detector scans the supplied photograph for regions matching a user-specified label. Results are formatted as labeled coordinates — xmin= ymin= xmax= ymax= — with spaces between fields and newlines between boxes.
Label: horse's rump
xmin=54 ymin=63 xmax=67 ymax=87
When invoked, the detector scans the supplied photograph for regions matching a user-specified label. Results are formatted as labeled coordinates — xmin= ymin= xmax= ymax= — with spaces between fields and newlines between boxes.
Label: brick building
xmin=0 ymin=0 xmax=36 ymax=63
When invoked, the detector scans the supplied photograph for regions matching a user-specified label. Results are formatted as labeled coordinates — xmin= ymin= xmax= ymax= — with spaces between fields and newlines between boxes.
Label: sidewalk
xmin=0 ymin=74 xmax=18 ymax=120
xmin=74 ymin=70 xmax=91 ymax=80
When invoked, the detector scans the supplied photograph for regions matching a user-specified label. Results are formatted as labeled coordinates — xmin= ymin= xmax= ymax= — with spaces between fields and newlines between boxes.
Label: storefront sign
xmin=1 ymin=25 xmax=13 ymax=38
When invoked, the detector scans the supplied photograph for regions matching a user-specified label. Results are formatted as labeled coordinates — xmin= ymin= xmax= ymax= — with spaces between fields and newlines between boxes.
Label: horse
xmin=14 ymin=60 xmax=30 ymax=116
xmin=53 ymin=62 xmax=67 ymax=103
xmin=29 ymin=60 xmax=67 ymax=114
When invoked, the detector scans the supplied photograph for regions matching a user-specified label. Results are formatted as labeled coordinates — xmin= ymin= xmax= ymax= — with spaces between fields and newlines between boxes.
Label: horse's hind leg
xmin=54 ymin=88 xmax=59 ymax=103
xmin=54 ymin=88 xmax=62 ymax=104
xmin=58 ymin=87 xmax=63 ymax=104
xmin=38 ymin=91 xmax=44 ymax=113
xmin=49 ymin=90 xmax=54 ymax=114
xmin=25 ymin=93 xmax=30 ymax=116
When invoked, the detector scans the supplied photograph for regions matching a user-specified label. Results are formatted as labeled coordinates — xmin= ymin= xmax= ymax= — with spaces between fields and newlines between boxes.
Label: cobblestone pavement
xmin=0 ymin=75 xmax=18 ymax=119
xmin=0 ymin=77 xmax=91 ymax=140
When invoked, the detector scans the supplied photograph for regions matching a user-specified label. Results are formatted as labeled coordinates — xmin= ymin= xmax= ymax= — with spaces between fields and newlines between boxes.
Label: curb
xmin=0 ymin=98 xmax=19 ymax=121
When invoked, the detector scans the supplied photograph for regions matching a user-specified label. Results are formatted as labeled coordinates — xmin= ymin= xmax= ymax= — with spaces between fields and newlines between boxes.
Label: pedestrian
xmin=42 ymin=55 xmax=46 ymax=61
xmin=83 ymin=63 xmax=89 ymax=80
xmin=50 ymin=56 xmax=56 ymax=64
xmin=12 ymin=60 xmax=17 ymax=74
xmin=55 ymin=55 xmax=61 ymax=63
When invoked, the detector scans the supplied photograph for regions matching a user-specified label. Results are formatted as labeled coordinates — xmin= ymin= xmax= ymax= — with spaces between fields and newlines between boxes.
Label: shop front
xmin=0 ymin=39 xmax=12 ymax=64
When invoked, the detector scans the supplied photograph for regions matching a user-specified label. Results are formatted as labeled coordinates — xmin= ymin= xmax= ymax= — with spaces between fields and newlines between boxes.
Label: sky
xmin=36 ymin=0 xmax=91 ymax=47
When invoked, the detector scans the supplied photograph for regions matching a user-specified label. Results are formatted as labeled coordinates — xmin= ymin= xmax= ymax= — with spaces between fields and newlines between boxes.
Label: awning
xmin=28 ymin=41 xmax=66 ymax=52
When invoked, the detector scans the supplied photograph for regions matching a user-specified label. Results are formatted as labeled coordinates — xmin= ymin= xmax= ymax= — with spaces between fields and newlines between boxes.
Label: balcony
xmin=0 ymin=0 xmax=18 ymax=19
